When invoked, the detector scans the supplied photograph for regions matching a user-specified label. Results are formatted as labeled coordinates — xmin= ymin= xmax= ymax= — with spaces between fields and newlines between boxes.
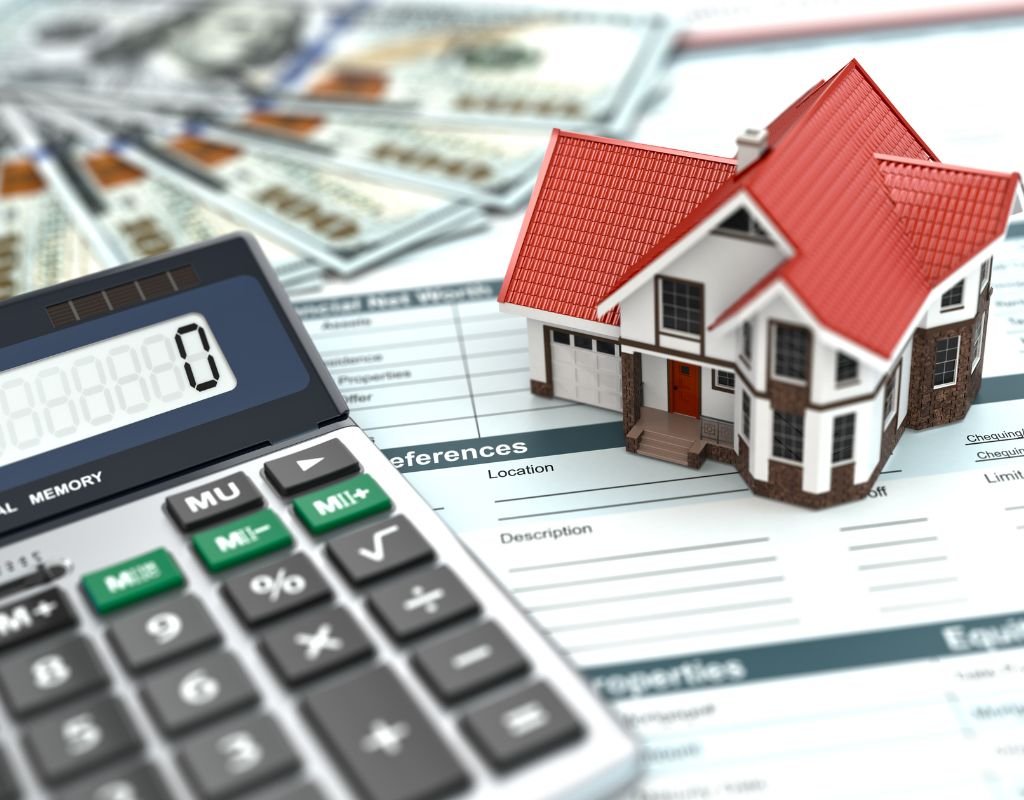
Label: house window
xmin=574 ymin=335 xmax=593 ymax=350
xmin=596 ymin=339 xmax=617 ymax=355
xmin=980 ymin=256 xmax=992 ymax=290
xmin=940 ymin=280 xmax=964 ymax=311
xmin=772 ymin=411 xmax=804 ymax=462
xmin=742 ymin=392 xmax=751 ymax=440
xmin=713 ymin=370 xmax=735 ymax=392
xmin=773 ymin=325 xmax=809 ymax=381
xmin=883 ymin=372 xmax=896 ymax=422
xmin=660 ymin=279 xmax=702 ymax=336
xmin=717 ymin=208 xmax=769 ymax=240
xmin=742 ymin=321 xmax=752 ymax=361
xmin=836 ymin=353 xmax=858 ymax=385
xmin=933 ymin=336 xmax=960 ymax=387
xmin=832 ymin=413 xmax=856 ymax=463
xmin=971 ymin=314 xmax=985 ymax=370
xmin=552 ymin=330 xmax=570 ymax=345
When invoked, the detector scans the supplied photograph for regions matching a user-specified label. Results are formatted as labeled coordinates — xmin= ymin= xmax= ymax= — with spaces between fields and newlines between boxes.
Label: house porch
xmin=625 ymin=406 xmax=736 ymax=469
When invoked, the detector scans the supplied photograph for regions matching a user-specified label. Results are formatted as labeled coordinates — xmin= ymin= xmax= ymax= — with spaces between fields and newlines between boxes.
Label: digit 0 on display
xmin=0 ymin=313 xmax=237 ymax=469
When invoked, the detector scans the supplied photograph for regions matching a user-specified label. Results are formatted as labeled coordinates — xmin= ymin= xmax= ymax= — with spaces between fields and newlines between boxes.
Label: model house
xmin=498 ymin=60 xmax=1023 ymax=507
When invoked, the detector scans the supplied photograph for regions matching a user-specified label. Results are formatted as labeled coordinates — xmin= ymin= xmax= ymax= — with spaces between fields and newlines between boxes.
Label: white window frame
xmin=741 ymin=391 xmax=751 ymax=442
xmin=771 ymin=323 xmax=810 ymax=385
xmin=971 ymin=313 xmax=985 ymax=372
xmin=933 ymin=335 xmax=960 ymax=389
xmin=658 ymin=278 xmax=702 ymax=341
xmin=771 ymin=410 xmax=805 ymax=465
xmin=940 ymin=279 xmax=965 ymax=312
xmin=712 ymin=369 xmax=736 ymax=393
xmin=831 ymin=412 xmax=856 ymax=465
xmin=980 ymin=256 xmax=992 ymax=291
xmin=835 ymin=352 xmax=859 ymax=387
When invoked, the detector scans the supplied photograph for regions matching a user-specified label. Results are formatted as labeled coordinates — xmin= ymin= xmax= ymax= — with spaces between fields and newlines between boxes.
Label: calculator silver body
xmin=0 ymin=235 xmax=639 ymax=799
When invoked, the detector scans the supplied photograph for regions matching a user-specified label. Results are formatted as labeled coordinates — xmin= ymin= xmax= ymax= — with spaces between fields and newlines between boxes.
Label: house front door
xmin=668 ymin=360 xmax=700 ymax=417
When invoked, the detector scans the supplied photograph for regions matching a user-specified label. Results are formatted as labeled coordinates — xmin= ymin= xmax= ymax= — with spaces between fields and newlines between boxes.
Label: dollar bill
xmin=0 ymin=148 xmax=101 ymax=300
xmin=224 ymin=109 xmax=551 ymax=211
xmin=30 ymin=101 xmax=486 ymax=277
xmin=32 ymin=85 xmax=550 ymax=211
xmin=0 ymin=1 xmax=671 ymax=135
xmin=0 ymin=104 xmax=323 ymax=297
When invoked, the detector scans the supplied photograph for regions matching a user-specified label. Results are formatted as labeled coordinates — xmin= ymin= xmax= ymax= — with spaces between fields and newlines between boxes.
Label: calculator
xmin=0 ymin=235 xmax=639 ymax=800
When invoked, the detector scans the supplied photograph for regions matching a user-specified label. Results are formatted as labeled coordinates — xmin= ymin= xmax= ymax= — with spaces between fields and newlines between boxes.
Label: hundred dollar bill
xmin=224 ymin=109 xmax=551 ymax=211
xmin=0 ymin=1 xmax=672 ymax=135
xmin=1 ymin=105 xmax=323 ymax=297
xmin=33 ymin=86 xmax=549 ymax=210
xmin=30 ymin=102 xmax=486 ymax=277
xmin=0 ymin=149 xmax=101 ymax=300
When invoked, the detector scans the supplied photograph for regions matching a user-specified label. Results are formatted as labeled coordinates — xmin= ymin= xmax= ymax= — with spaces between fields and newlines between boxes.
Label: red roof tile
xmin=615 ymin=61 xmax=1018 ymax=357
xmin=503 ymin=60 xmax=1019 ymax=358
xmin=498 ymin=130 xmax=735 ymax=325
xmin=877 ymin=155 xmax=1019 ymax=284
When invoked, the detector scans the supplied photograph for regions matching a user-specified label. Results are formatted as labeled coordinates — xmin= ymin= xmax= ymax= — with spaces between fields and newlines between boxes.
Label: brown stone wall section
xmin=621 ymin=352 xmax=643 ymax=434
xmin=724 ymin=425 xmax=905 ymax=509
xmin=530 ymin=324 xmax=556 ymax=398
xmin=768 ymin=379 xmax=809 ymax=414
xmin=530 ymin=379 xmax=553 ymax=397
xmin=906 ymin=288 xmax=990 ymax=430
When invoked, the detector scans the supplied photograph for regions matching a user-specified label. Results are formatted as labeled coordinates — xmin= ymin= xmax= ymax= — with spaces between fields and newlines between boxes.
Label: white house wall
xmin=526 ymin=318 xmax=548 ymax=384
xmin=898 ymin=340 xmax=912 ymax=427
xmin=702 ymin=370 xmax=734 ymax=420
xmin=617 ymin=231 xmax=786 ymax=360
xmin=744 ymin=394 xmax=774 ymax=483
xmin=733 ymin=290 xmax=896 ymax=490
xmin=641 ymin=353 xmax=668 ymax=411
xmin=920 ymin=253 xmax=986 ymax=331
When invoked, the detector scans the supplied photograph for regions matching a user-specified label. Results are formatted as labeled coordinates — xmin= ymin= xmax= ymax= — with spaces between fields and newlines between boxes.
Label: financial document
xmin=295 ymin=233 xmax=1024 ymax=798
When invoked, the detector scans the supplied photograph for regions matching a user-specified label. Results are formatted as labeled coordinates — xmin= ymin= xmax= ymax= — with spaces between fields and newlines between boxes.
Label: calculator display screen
xmin=0 ymin=235 xmax=346 ymax=541
xmin=0 ymin=313 xmax=236 ymax=470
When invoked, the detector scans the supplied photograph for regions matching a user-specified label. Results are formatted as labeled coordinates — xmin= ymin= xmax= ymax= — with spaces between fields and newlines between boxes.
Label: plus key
xmin=304 ymin=667 xmax=466 ymax=800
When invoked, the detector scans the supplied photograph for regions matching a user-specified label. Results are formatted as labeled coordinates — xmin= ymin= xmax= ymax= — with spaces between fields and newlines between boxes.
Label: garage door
xmin=550 ymin=329 xmax=622 ymax=411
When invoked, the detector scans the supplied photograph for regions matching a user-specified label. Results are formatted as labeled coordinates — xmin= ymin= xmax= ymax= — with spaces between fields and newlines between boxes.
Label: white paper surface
xmin=293 ymin=16 xmax=1024 ymax=798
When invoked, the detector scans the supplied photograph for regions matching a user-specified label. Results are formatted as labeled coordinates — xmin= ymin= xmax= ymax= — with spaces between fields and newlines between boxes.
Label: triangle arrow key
xmin=297 ymin=457 xmax=325 ymax=473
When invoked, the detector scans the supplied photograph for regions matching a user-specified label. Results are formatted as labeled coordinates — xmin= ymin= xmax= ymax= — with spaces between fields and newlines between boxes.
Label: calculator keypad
xmin=223 ymin=553 xmax=331 ymax=625
xmin=0 ymin=432 xmax=590 ymax=799
xmin=0 ymin=752 xmax=15 ymax=800
xmin=304 ymin=666 xmax=468 ymax=800
xmin=141 ymin=651 xmax=258 ymax=734
xmin=265 ymin=438 xmax=360 ymax=495
xmin=0 ymin=589 xmax=76 ymax=652
xmin=461 ymin=683 xmax=582 ymax=772
xmin=57 ymin=762 xmax=173 ymax=800
xmin=179 ymin=712 xmax=299 ymax=799
xmin=166 ymin=472 xmax=264 ymax=532
xmin=367 ymin=565 xmax=480 ymax=641
xmin=327 ymin=515 xmax=434 ymax=585
xmin=261 ymin=605 xmax=373 ymax=685
xmin=413 ymin=622 xmax=528 ymax=704
xmin=0 ymin=636 xmax=108 ymax=716
xmin=24 ymin=696 xmax=141 ymax=784
xmin=108 ymin=594 xmax=221 ymax=671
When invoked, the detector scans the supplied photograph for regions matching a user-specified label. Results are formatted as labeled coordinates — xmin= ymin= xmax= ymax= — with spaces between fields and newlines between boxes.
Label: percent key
xmin=224 ymin=554 xmax=331 ymax=626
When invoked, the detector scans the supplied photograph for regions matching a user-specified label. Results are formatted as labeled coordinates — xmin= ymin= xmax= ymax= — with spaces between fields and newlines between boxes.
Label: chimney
xmin=736 ymin=128 xmax=769 ymax=172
